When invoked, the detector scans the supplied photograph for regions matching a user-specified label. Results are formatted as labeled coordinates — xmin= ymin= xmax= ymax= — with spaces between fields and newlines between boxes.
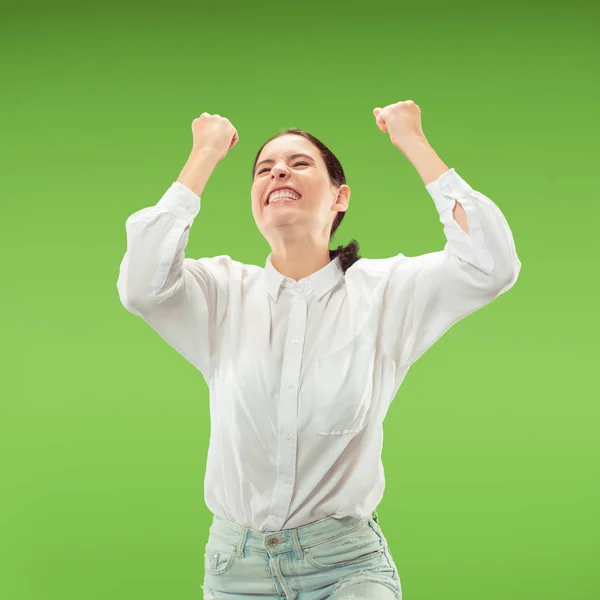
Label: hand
xmin=191 ymin=113 xmax=239 ymax=162
xmin=373 ymin=100 xmax=426 ymax=154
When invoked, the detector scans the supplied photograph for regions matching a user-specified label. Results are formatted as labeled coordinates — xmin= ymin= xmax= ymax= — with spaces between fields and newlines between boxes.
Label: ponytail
xmin=330 ymin=239 xmax=361 ymax=273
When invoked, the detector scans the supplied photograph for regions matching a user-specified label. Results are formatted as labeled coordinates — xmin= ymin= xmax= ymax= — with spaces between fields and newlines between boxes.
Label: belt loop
xmin=290 ymin=528 xmax=303 ymax=560
xmin=237 ymin=527 xmax=248 ymax=557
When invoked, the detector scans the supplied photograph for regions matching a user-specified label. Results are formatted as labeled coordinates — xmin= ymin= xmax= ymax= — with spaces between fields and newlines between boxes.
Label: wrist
xmin=190 ymin=146 xmax=222 ymax=163
xmin=395 ymin=135 xmax=430 ymax=158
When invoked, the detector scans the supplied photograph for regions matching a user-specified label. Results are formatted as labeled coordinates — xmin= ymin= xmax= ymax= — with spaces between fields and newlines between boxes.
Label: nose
xmin=271 ymin=163 xmax=291 ymax=179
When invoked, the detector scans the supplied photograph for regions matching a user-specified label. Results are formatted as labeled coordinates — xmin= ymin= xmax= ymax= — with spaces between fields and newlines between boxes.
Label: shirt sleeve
xmin=116 ymin=181 xmax=230 ymax=381
xmin=379 ymin=168 xmax=522 ymax=368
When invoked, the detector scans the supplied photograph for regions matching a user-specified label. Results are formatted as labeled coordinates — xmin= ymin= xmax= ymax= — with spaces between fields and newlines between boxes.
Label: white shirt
xmin=117 ymin=167 xmax=521 ymax=532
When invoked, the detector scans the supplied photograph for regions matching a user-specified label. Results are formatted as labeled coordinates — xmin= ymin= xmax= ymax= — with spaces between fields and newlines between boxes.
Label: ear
xmin=335 ymin=184 xmax=351 ymax=211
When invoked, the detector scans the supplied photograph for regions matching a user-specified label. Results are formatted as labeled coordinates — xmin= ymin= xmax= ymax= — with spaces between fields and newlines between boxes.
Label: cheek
xmin=252 ymin=189 xmax=263 ymax=207
xmin=252 ymin=198 xmax=264 ymax=216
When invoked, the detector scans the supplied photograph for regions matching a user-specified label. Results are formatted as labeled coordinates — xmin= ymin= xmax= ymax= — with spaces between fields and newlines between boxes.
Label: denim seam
xmin=302 ymin=517 xmax=371 ymax=550
xmin=304 ymin=545 xmax=385 ymax=570
xmin=332 ymin=570 xmax=400 ymax=596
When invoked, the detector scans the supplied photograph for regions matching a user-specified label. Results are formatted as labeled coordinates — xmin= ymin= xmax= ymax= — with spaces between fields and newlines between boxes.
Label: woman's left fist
xmin=373 ymin=100 xmax=426 ymax=152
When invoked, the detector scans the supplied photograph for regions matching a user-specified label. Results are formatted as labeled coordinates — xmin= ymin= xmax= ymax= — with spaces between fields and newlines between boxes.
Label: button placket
xmin=270 ymin=287 xmax=307 ymax=528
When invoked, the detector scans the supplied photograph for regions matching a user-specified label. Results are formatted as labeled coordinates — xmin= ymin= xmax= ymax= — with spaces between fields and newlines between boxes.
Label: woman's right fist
xmin=191 ymin=113 xmax=239 ymax=162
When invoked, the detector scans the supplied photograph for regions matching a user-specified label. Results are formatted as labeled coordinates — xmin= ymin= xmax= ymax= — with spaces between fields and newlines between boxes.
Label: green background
xmin=1 ymin=0 xmax=598 ymax=598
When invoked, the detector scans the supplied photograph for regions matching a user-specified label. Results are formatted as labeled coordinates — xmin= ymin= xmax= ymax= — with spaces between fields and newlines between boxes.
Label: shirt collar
xmin=264 ymin=252 xmax=345 ymax=301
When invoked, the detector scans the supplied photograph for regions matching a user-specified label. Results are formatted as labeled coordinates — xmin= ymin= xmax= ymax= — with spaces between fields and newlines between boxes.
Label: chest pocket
xmin=313 ymin=332 xmax=377 ymax=436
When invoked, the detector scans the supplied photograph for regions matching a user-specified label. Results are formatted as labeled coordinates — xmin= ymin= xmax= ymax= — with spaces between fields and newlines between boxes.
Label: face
xmin=251 ymin=134 xmax=350 ymax=241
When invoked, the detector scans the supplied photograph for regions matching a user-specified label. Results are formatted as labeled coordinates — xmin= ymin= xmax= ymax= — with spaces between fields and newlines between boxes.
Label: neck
xmin=270 ymin=243 xmax=332 ymax=281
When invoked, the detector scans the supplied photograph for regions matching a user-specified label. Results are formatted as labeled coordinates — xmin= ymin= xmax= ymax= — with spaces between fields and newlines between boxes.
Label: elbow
xmin=491 ymin=255 xmax=521 ymax=294
xmin=117 ymin=287 xmax=142 ymax=315
xmin=117 ymin=274 xmax=148 ymax=315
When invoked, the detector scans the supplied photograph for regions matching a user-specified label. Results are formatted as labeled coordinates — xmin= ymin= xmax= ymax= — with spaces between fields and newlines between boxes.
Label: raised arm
xmin=372 ymin=100 xmax=521 ymax=368
xmin=117 ymin=114 xmax=239 ymax=379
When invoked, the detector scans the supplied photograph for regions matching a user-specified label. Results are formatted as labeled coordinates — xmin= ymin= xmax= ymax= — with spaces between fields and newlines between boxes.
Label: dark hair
xmin=252 ymin=128 xmax=361 ymax=274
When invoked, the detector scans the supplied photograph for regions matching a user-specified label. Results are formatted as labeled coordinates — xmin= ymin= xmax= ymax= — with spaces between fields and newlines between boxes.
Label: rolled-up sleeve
xmin=380 ymin=168 xmax=521 ymax=368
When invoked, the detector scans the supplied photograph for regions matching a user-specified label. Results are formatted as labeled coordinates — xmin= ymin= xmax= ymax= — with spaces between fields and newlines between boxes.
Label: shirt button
xmin=291 ymin=338 xmax=298 ymax=344
xmin=288 ymin=384 xmax=294 ymax=389
xmin=284 ymin=478 xmax=290 ymax=484
xmin=284 ymin=433 xmax=291 ymax=440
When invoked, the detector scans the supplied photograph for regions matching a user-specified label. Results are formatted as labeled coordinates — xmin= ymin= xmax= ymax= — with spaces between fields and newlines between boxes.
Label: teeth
xmin=268 ymin=189 xmax=300 ymax=204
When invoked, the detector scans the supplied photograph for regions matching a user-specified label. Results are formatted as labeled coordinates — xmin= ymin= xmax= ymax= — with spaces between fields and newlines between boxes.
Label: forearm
xmin=401 ymin=136 xmax=449 ymax=186
xmin=177 ymin=148 xmax=221 ymax=198
xmin=402 ymin=136 xmax=469 ymax=235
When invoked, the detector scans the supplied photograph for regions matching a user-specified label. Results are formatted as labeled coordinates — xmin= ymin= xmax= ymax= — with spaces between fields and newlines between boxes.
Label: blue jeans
xmin=202 ymin=510 xmax=402 ymax=599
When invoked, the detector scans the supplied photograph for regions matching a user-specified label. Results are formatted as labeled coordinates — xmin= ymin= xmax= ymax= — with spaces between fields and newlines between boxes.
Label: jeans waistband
xmin=208 ymin=510 xmax=382 ymax=558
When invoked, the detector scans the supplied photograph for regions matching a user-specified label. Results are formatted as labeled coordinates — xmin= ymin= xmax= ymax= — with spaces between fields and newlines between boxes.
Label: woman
xmin=117 ymin=101 xmax=521 ymax=599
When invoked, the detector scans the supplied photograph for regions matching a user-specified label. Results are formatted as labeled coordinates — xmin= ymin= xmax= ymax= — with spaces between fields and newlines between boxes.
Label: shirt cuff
xmin=157 ymin=181 xmax=201 ymax=223
xmin=425 ymin=168 xmax=474 ymax=214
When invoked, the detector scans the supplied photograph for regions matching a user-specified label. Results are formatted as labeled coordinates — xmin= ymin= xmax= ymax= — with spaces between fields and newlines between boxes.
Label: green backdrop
xmin=1 ymin=0 xmax=598 ymax=598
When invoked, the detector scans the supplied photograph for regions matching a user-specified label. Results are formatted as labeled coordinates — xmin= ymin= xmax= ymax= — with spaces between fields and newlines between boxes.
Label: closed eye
xmin=257 ymin=161 xmax=309 ymax=175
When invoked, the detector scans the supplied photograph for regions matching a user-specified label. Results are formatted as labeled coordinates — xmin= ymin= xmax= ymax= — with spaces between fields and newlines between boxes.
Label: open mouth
xmin=265 ymin=194 xmax=302 ymax=206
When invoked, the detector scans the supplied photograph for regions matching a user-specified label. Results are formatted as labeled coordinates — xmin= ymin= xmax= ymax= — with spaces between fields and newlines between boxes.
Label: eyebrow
xmin=255 ymin=153 xmax=315 ymax=172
